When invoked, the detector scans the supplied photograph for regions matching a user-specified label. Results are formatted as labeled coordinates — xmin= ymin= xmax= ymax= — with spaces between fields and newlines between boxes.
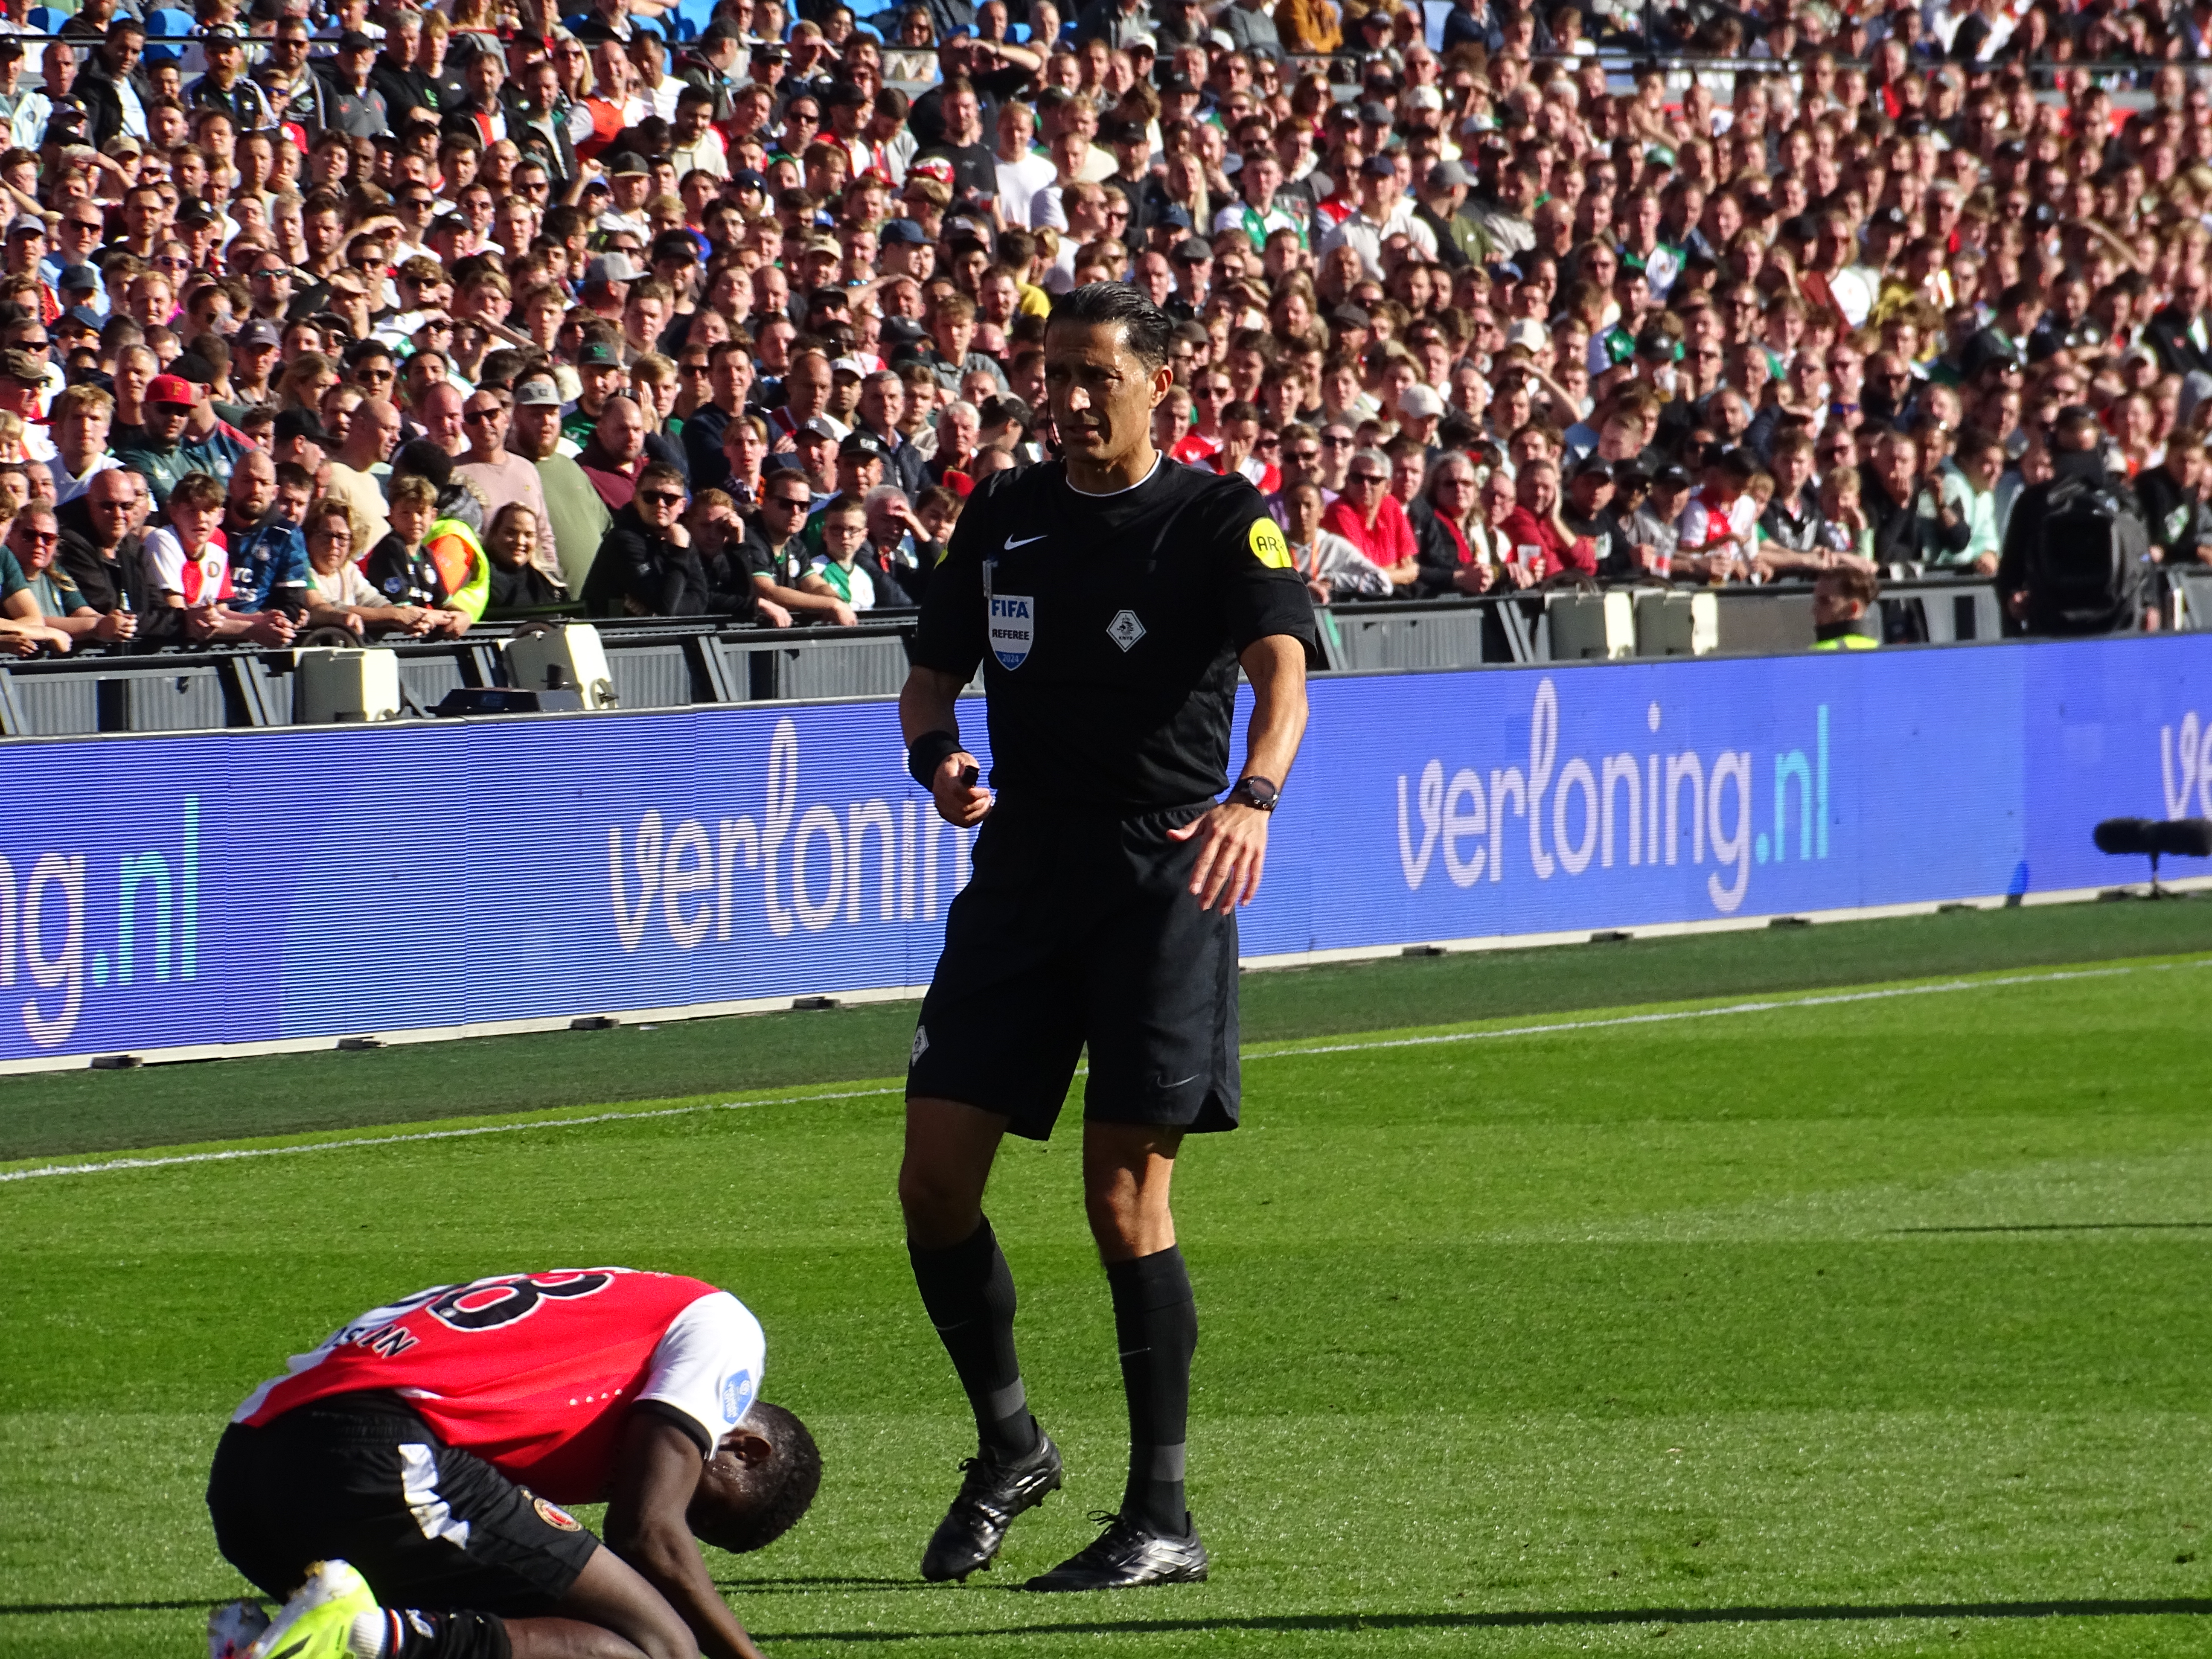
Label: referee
xmin=896 ymin=282 xmax=1315 ymax=1592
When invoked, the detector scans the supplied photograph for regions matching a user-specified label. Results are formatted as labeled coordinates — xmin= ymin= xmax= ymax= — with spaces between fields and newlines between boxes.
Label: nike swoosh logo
xmin=1004 ymin=535 xmax=1047 ymax=549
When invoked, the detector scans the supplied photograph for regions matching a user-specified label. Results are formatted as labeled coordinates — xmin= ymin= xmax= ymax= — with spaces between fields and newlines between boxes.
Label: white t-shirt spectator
xmin=143 ymin=525 xmax=232 ymax=606
xmin=995 ymin=151 xmax=1057 ymax=227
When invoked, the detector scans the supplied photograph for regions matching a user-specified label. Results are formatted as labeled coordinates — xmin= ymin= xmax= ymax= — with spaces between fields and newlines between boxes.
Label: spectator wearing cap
xmin=2 ymin=215 xmax=55 ymax=324
xmin=509 ymin=375 xmax=612 ymax=595
xmin=47 ymin=382 xmax=118 ymax=506
xmin=0 ymin=350 xmax=55 ymax=465
xmin=1414 ymin=160 xmax=1484 ymax=271
xmin=1318 ymin=155 xmax=1436 ymax=284
xmin=187 ymin=30 xmax=275 ymax=132
xmin=598 ymin=152 xmax=655 ymax=241
xmin=272 ymin=407 xmax=335 ymax=480
xmin=563 ymin=334 xmax=635 ymax=448
xmin=785 ymin=416 xmax=842 ymax=504
xmin=1397 ymin=385 xmax=1445 ymax=453
xmin=228 ymin=319 xmax=283 ymax=409
xmin=317 ymin=29 xmax=391 ymax=137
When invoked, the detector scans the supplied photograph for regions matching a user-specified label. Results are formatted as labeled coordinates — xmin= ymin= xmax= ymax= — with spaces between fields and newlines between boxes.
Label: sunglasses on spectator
xmin=1322 ymin=434 xmax=1354 ymax=448
xmin=764 ymin=494 xmax=810 ymax=510
xmin=464 ymin=407 xmax=504 ymax=423
xmin=1195 ymin=384 xmax=1230 ymax=399
xmin=1347 ymin=470 xmax=1386 ymax=486
xmin=357 ymin=365 xmax=395 ymax=382
xmin=638 ymin=489 xmax=684 ymax=506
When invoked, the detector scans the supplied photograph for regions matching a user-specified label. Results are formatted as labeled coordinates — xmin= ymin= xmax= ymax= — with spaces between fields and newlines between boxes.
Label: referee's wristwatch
xmin=1226 ymin=775 xmax=1280 ymax=813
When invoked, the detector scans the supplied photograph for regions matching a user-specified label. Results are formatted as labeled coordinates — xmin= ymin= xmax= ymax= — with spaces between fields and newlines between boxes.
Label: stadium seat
xmin=25 ymin=7 xmax=64 ymax=33
xmin=143 ymin=7 xmax=198 ymax=66
xmin=675 ymin=0 xmax=718 ymax=38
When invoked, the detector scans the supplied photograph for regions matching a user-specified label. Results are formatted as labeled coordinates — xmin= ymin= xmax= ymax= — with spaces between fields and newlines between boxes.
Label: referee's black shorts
xmin=206 ymin=1392 xmax=599 ymax=1614
xmin=907 ymin=795 xmax=1240 ymax=1140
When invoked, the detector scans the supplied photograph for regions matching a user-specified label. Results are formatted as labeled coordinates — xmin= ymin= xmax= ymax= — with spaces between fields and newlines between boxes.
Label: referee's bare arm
xmin=901 ymin=666 xmax=993 ymax=827
xmin=1170 ymin=633 xmax=1309 ymax=914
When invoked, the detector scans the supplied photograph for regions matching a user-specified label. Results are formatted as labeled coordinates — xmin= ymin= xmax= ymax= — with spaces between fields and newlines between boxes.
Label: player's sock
xmin=910 ymin=1216 xmax=1039 ymax=1460
xmin=1107 ymin=1244 xmax=1197 ymax=1537
xmin=347 ymin=1607 xmax=512 ymax=1659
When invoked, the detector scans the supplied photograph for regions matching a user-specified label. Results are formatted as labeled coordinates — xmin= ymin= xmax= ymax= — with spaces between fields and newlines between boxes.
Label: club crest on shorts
xmin=989 ymin=594 xmax=1034 ymax=669
xmin=911 ymin=1024 xmax=929 ymax=1066
xmin=532 ymin=1495 xmax=582 ymax=1531
xmin=1107 ymin=609 xmax=1146 ymax=652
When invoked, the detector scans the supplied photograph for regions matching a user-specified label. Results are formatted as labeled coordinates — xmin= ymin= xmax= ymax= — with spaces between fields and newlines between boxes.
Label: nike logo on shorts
xmin=1004 ymin=534 xmax=1047 ymax=549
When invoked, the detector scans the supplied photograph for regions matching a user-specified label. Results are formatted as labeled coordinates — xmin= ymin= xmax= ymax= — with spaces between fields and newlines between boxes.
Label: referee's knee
xmin=897 ymin=1160 xmax=981 ymax=1247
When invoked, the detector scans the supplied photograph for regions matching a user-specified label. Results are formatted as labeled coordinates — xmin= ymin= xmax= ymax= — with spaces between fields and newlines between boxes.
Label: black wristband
xmin=907 ymin=729 xmax=962 ymax=791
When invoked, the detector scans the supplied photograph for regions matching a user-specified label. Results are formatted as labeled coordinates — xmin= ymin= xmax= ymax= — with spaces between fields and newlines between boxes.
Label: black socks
xmin=910 ymin=1218 xmax=1039 ymax=1461
xmin=911 ymin=1221 xmax=1198 ymax=1532
xmin=1106 ymin=1245 xmax=1197 ymax=1536
xmin=369 ymin=1608 xmax=511 ymax=1659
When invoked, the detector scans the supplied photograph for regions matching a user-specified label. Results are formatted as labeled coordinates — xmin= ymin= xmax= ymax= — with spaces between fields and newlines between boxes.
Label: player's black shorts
xmin=206 ymin=1392 xmax=599 ymax=1615
xmin=907 ymin=795 xmax=1240 ymax=1140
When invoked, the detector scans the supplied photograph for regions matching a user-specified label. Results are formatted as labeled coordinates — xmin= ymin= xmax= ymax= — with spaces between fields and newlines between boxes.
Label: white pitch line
xmin=0 ymin=1086 xmax=905 ymax=1185
xmin=1242 ymin=963 xmax=2166 ymax=1062
xmin=3 ymin=960 xmax=2200 ymax=1187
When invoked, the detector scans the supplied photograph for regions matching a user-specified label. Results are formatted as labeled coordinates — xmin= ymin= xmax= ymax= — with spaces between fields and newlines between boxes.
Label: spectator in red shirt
xmin=1499 ymin=457 xmax=1597 ymax=580
xmin=1322 ymin=447 xmax=1419 ymax=588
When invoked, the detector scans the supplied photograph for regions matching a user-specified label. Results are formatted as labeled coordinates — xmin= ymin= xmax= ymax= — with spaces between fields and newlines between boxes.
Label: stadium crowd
xmin=0 ymin=0 xmax=2203 ymax=658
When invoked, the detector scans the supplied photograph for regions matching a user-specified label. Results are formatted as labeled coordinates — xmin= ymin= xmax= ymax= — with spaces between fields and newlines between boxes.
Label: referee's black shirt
xmin=909 ymin=457 xmax=1317 ymax=815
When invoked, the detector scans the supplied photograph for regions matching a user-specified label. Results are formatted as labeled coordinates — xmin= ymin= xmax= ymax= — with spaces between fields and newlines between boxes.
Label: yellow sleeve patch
xmin=1249 ymin=517 xmax=1292 ymax=569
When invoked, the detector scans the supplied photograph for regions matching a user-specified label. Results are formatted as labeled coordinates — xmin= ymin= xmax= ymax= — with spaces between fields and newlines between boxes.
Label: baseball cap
xmin=1101 ymin=116 xmax=1147 ymax=146
xmin=1397 ymin=384 xmax=1444 ymax=419
xmin=1634 ymin=328 xmax=1680 ymax=360
xmin=56 ymin=263 xmax=99 ymax=291
xmin=0 ymin=347 xmax=39 ymax=384
xmin=1158 ymin=204 xmax=1194 ymax=231
xmin=795 ymin=415 xmax=839 ymax=442
xmin=840 ymin=429 xmax=890 ymax=462
xmin=608 ymin=151 xmax=650 ymax=178
xmin=1171 ymin=236 xmax=1213 ymax=265
xmin=202 ymin=27 xmax=241 ymax=48
xmin=576 ymin=337 xmax=625 ymax=367
xmin=879 ymin=218 xmax=927 ymax=245
xmin=338 ymin=28 xmax=375 ymax=50
xmin=1426 ymin=159 xmax=1474 ymax=191
xmin=1329 ymin=302 xmax=1372 ymax=330
xmin=6 ymin=213 xmax=45 ymax=239
xmin=830 ymin=355 xmax=867 ymax=379
xmin=1358 ymin=101 xmax=1393 ymax=125
xmin=1161 ymin=72 xmax=1198 ymax=96
xmin=1653 ymin=463 xmax=1691 ymax=490
xmin=1572 ymin=455 xmax=1615 ymax=483
xmin=728 ymin=168 xmax=767 ymax=192
xmin=145 ymin=371 xmax=200 ymax=405
xmin=58 ymin=304 xmax=102 ymax=332
xmin=513 ymin=376 xmax=562 ymax=407
xmin=1360 ymin=154 xmax=1398 ymax=178
xmin=584 ymin=252 xmax=643 ymax=285
xmin=233 ymin=318 xmax=281 ymax=349
xmin=1503 ymin=317 xmax=1549 ymax=354
xmin=274 ymin=407 xmax=330 ymax=446
xmin=1406 ymin=85 xmax=1444 ymax=112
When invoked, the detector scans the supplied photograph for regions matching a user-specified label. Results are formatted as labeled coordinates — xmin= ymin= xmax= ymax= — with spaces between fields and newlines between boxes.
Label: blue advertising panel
xmin=0 ymin=633 xmax=2209 ymax=1066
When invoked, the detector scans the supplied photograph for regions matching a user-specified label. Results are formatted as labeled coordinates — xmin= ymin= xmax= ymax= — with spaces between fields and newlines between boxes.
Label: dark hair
xmin=1047 ymin=282 xmax=1173 ymax=372
xmin=693 ymin=1402 xmax=823 ymax=1554
xmin=1819 ymin=563 xmax=1881 ymax=607
xmin=392 ymin=438 xmax=454 ymax=489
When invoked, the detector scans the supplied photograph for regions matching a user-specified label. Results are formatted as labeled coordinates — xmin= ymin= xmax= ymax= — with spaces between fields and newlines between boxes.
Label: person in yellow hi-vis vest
xmin=390 ymin=440 xmax=492 ymax=626
xmin=1810 ymin=564 xmax=1882 ymax=650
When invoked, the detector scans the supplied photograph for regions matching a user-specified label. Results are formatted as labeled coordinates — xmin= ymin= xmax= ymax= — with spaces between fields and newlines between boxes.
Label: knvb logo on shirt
xmin=989 ymin=594 xmax=1034 ymax=669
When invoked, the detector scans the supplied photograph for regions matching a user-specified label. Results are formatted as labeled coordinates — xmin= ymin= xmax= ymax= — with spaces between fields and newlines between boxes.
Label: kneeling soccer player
xmin=205 ymin=1268 xmax=820 ymax=1659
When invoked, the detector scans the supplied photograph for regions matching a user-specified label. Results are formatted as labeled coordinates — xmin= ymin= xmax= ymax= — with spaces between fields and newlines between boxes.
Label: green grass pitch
xmin=5 ymin=937 xmax=2212 ymax=1655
